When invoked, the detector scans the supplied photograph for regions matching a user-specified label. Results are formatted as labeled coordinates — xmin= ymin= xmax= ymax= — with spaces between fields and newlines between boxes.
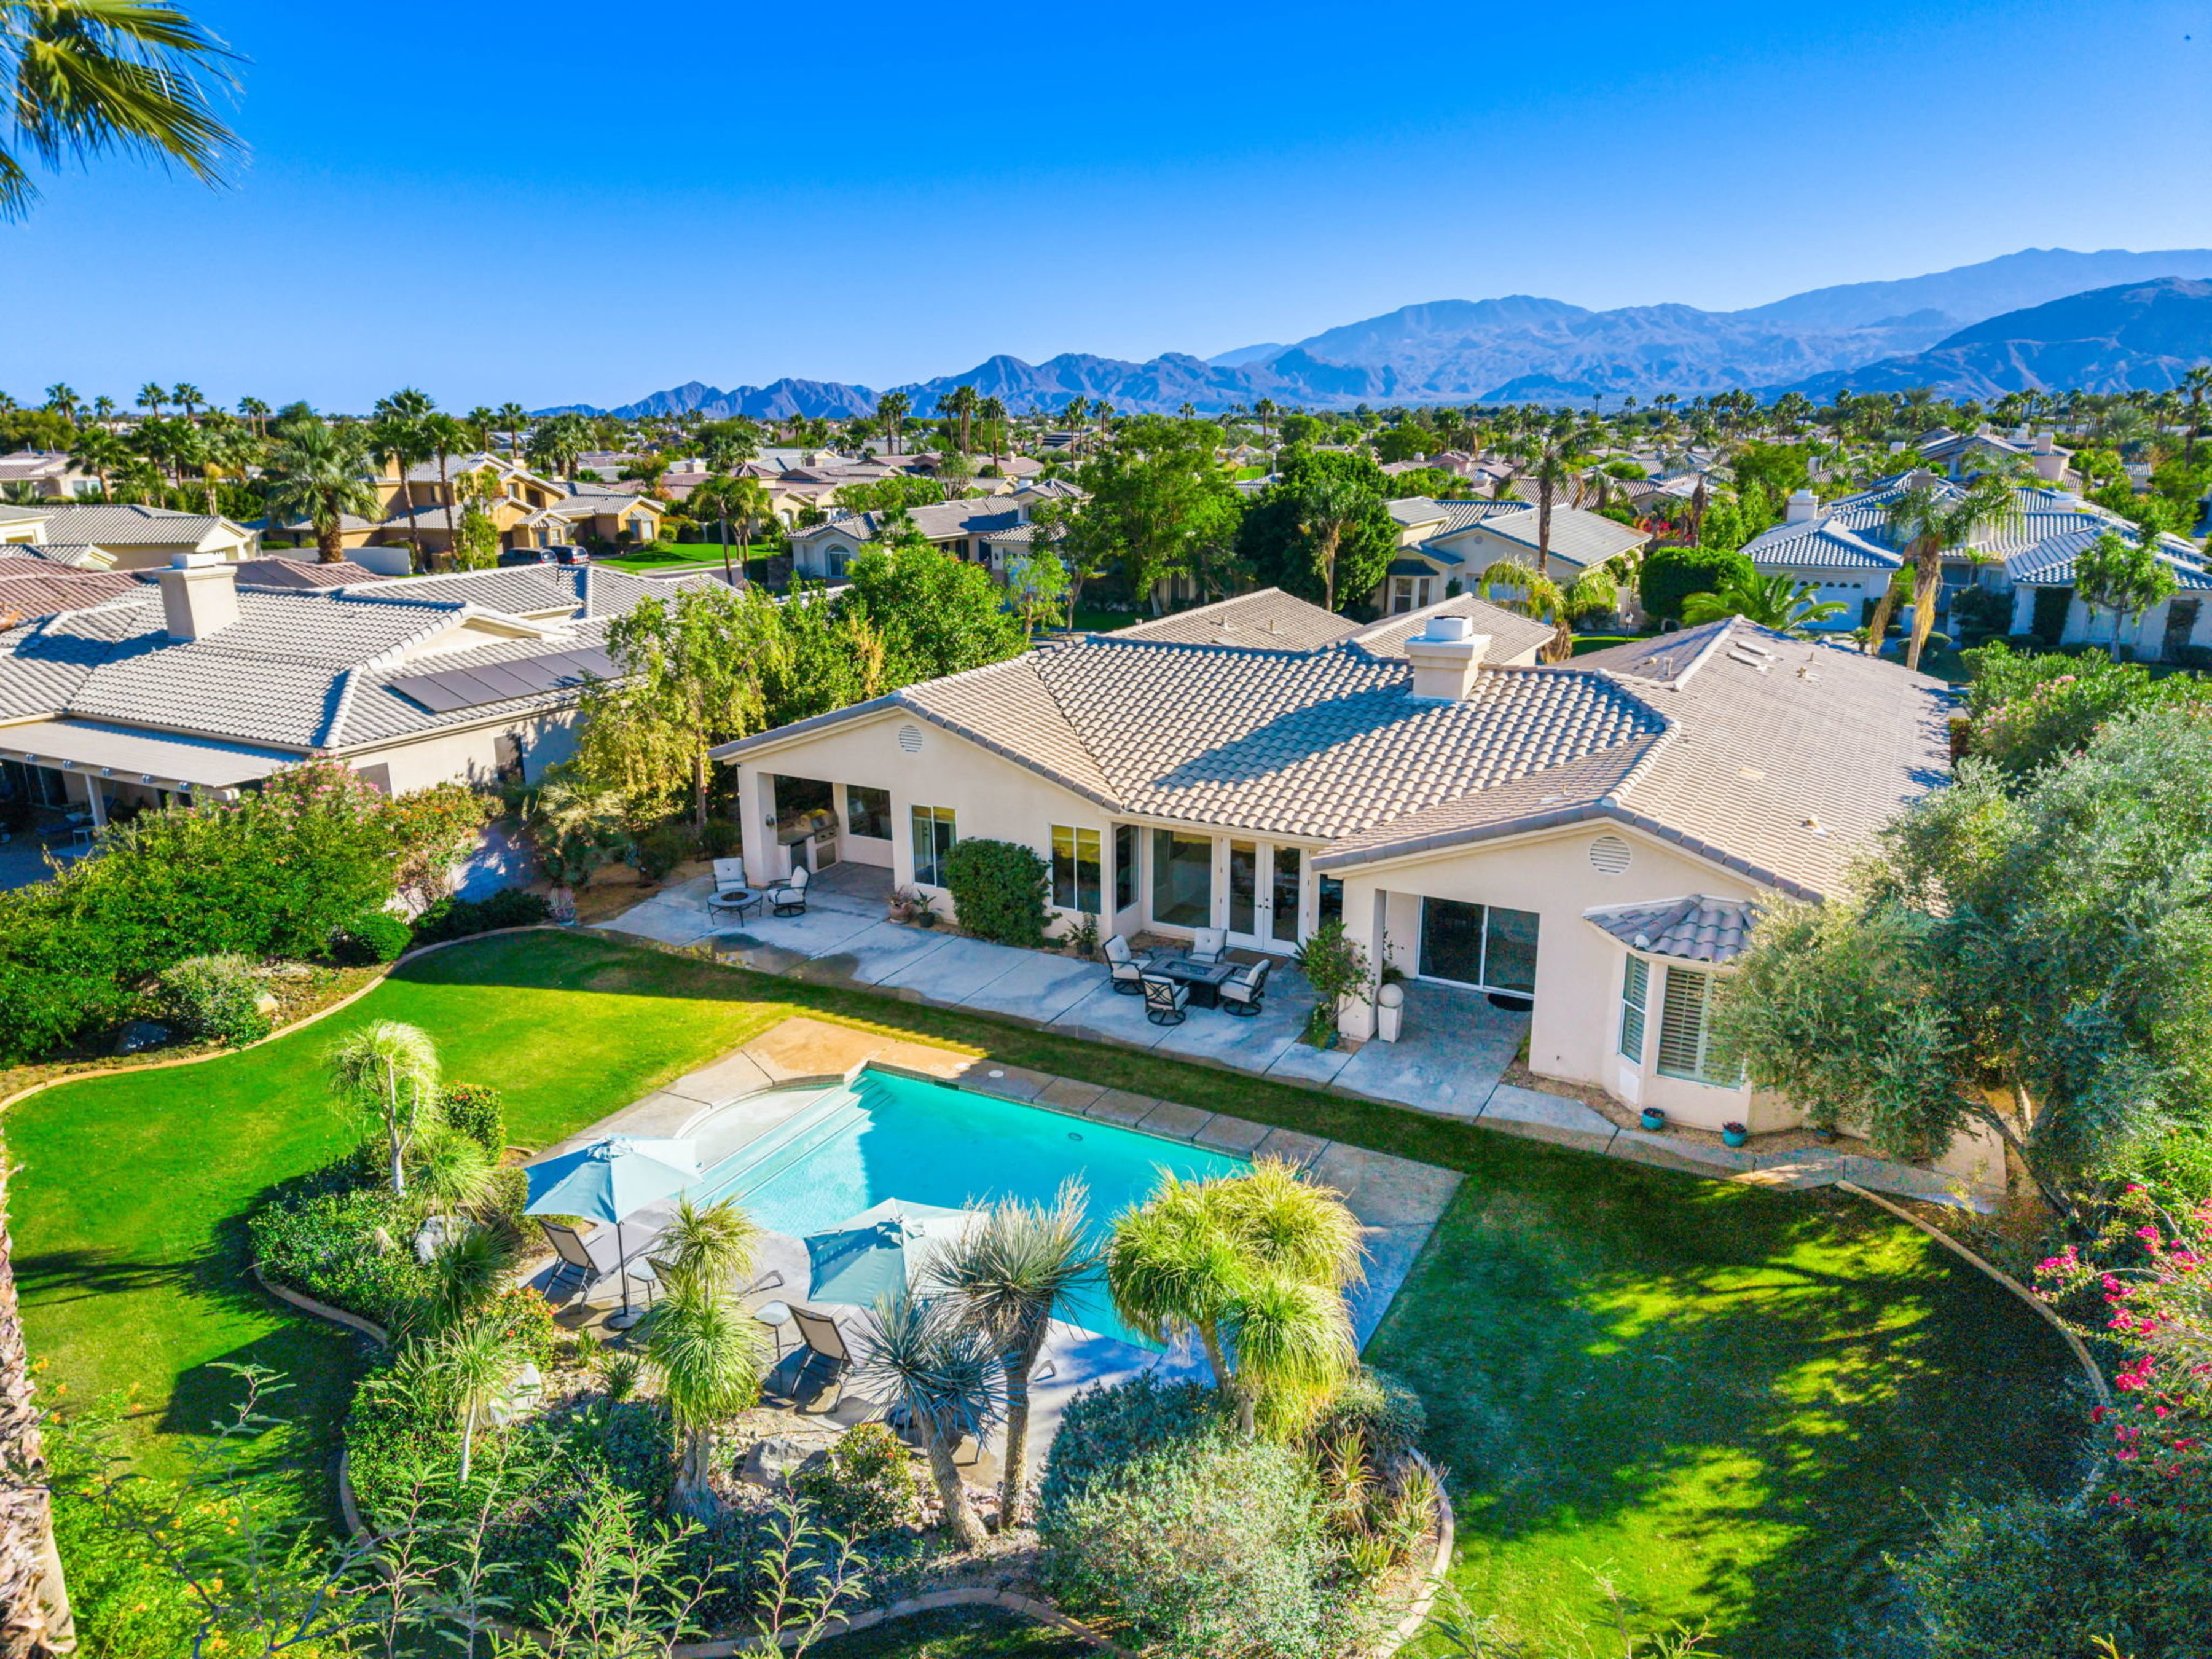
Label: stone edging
xmin=0 ymin=923 xmax=563 ymax=1120
xmin=250 ymin=1263 xmax=391 ymax=1349
xmin=1838 ymin=1180 xmax=2111 ymax=1408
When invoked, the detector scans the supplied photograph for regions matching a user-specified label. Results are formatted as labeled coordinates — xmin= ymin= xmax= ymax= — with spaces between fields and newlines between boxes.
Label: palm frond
xmin=929 ymin=1178 xmax=1096 ymax=1351
xmin=855 ymin=1290 xmax=1006 ymax=1443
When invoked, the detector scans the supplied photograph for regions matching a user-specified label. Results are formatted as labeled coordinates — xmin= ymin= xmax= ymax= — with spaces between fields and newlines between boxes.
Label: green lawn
xmin=598 ymin=541 xmax=779 ymax=574
xmin=9 ymin=931 xmax=2081 ymax=1653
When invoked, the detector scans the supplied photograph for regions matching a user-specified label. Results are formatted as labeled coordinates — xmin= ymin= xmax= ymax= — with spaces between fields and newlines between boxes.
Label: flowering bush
xmin=1961 ymin=640 xmax=2212 ymax=779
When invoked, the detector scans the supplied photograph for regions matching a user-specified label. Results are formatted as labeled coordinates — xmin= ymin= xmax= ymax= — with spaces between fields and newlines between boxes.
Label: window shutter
xmin=1656 ymin=967 xmax=1708 ymax=1080
xmin=1618 ymin=955 xmax=1648 ymax=1062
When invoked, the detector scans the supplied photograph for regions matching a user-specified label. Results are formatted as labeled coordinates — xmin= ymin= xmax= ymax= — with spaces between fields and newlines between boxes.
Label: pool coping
xmin=542 ymin=1014 xmax=1461 ymax=1353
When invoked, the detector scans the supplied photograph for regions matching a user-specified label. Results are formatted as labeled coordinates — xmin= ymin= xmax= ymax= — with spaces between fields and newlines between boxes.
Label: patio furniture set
xmin=1104 ymin=928 xmax=1271 ymax=1026
xmin=706 ymin=857 xmax=810 ymax=925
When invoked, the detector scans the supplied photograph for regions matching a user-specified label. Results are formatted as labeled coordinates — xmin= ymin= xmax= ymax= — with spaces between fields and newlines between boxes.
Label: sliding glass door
xmin=1418 ymin=898 xmax=1541 ymax=998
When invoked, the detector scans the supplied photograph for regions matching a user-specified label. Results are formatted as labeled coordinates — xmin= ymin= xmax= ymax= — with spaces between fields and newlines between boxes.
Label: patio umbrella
xmin=804 ymin=1198 xmax=981 ymax=1306
xmin=524 ymin=1136 xmax=700 ymax=1327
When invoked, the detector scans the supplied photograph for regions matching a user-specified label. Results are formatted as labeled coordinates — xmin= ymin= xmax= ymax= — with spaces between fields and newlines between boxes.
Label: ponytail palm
xmin=648 ymin=1198 xmax=760 ymax=1294
xmin=930 ymin=1180 xmax=1097 ymax=1525
xmin=325 ymin=1020 xmax=441 ymax=1196
xmin=642 ymin=1276 xmax=766 ymax=1519
xmin=409 ymin=1310 xmax=528 ymax=1483
xmin=1105 ymin=1176 xmax=1244 ymax=1384
xmin=1224 ymin=1273 xmax=1356 ymax=1437
xmin=855 ymin=1292 xmax=1005 ymax=1547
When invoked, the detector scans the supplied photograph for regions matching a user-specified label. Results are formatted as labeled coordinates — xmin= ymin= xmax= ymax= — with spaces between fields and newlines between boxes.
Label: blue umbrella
xmin=804 ymin=1199 xmax=981 ymax=1306
xmin=525 ymin=1136 xmax=700 ymax=1324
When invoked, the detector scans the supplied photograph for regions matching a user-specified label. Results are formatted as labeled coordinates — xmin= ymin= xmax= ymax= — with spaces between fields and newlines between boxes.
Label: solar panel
xmin=388 ymin=645 xmax=618 ymax=713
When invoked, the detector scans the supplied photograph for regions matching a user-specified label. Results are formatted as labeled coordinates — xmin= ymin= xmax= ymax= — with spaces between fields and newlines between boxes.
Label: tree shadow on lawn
xmin=1368 ymin=1163 xmax=2087 ymax=1658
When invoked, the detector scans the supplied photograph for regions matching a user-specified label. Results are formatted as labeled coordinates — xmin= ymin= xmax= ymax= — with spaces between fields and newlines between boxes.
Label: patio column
xmin=85 ymin=780 xmax=106 ymax=830
xmin=1337 ymin=879 xmax=1384 ymax=1041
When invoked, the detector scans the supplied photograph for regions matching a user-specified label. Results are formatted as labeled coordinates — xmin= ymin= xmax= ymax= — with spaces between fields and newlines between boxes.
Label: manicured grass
xmin=599 ymin=542 xmax=779 ymax=573
xmin=1569 ymin=633 xmax=1637 ymax=654
xmin=10 ymin=931 xmax=2082 ymax=1651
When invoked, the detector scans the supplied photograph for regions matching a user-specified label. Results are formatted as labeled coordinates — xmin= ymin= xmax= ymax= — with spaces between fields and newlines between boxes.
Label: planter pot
xmin=1721 ymin=1127 xmax=1749 ymax=1148
xmin=1639 ymin=1107 xmax=1666 ymax=1132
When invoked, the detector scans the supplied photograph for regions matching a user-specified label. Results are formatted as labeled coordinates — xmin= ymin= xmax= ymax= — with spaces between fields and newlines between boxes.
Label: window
xmin=828 ymin=551 xmax=849 ymax=579
xmin=1618 ymin=954 xmax=1649 ymax=1062
xmin=1114 ymin=823 xmax=1138 ymax=912
xmin=910 ymin=804 xmax=956 ymax=886
xmin=1052 ymin=825 xmax=1102 ymax=912
xmin=1656 ymin=965 xmax=1741 ymax=1086
xmin=1418 ymin=899 xmax=1541 ymax=995
xmin=847 ymin=785 xmax=893 ymax=841
xmin=492 ymin=732 xmax=524 ymax=786
xmin=1151 ymin=830 xmax=1213 ymax=928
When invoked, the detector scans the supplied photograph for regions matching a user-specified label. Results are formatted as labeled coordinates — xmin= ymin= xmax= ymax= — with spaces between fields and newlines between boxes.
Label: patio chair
xmin=769 ymin=864 xmax=811 ymax=917
xmin=707 ymin=857 xmax=757 ymax=917
xmin=1104 ymin=933 xmax=1145 ymax=995
xmin=1189 ymin=927 xmax=1227 ymax=966
xmin=1218 ymin=958 xmax=1271 ymax=1018
xmin=536 ymin=1218 xmax=651 ymax=1296
xmin=786 ymin=1305 xmax=852 ymax=1413
xmin=1140 ymin=971 xmax=1190 ymax=1027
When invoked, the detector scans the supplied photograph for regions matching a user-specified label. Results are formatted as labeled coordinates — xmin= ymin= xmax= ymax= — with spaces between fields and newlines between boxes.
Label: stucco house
xmin=788 ymin=485 xmax=1086 ymax=583
xmin=0 ymin=559 xmax=708 ymax=829
xmin=1381 ymin=496 xmax=1650 ymax=616
xmin=0 ymin=501 xmax=258 ymax=570
xmin=708 ymin=587 xmax=1954 ymax=1143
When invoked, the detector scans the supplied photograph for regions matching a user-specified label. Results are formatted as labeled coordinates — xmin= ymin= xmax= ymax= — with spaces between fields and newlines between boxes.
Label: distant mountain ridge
xmin=1770 ymin=278 xmax=2212 ymax=399
xmin=543 ymin=247 xmax=2212 ymax=419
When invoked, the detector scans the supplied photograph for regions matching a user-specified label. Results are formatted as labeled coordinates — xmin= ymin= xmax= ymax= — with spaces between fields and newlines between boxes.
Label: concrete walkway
xmin=604 ymin=872 xmax=1983 ymax=1211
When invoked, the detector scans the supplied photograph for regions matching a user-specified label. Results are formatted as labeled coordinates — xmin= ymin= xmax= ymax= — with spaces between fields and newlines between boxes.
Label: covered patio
xmin=608 ymin=862 xmax=1531 ymax=1123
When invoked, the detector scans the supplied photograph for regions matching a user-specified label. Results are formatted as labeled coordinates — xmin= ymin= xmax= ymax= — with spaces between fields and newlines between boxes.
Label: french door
xmin=1226 ymin=841 xmax=1305 ymax=951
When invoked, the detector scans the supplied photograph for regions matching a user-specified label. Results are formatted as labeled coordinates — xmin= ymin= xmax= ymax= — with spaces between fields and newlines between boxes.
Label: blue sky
xmin=2 ymin=0 xmax=2207 ymax=411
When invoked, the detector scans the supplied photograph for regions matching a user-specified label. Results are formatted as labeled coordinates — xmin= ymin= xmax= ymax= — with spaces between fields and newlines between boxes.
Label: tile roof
xmin=1108 ymin=590 xmax=1360 ymax=652
xmin=1424 ymin=502 xmax=1649 ymax=570
xmin=1347 ymin=595 xmax=1556 ymax=665
xmin=1738 ymin=519 xmax=1902 ymax=572
xmin=20 ymin=503 xmax=248 ymax=545
xmin=2002 ymin=522 xmax=2212 ymax=590
xmin=0 ymin=571 xmax=145 ymax=621
xmin=1584 ymin=895 xmax=1758 ymax=963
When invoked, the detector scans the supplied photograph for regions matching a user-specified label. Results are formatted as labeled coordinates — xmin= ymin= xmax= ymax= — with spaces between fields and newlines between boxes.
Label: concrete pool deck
xmin=527 ymin=1013 xmax=1461 ymax=1473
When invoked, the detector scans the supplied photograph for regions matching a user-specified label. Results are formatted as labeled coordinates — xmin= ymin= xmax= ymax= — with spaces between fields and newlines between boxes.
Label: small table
xmin=753 ymin=1299 xmax=794 ymax=1359
xmin=1149 ymin=954 xmax=1237 ymax=1008
xmin=708 ymin=888 xmax=762 ymax=924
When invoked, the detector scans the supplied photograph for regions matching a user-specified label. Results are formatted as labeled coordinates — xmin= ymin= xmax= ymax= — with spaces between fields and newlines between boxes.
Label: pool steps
xmin=692 ymin=1084 xmax=871 ymax=1208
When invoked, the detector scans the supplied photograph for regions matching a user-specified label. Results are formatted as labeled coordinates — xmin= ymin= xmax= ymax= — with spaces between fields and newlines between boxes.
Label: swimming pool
xmin=685 ymin=1069 xmax=1250 ymax=1346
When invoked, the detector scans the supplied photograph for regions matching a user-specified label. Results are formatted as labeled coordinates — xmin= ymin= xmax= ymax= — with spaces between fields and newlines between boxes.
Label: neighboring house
xmin=2002 ymin=522 xmax=2212 ymax=661
xmin=788 ymin=487 xmax=1085 ymax=582
xmin=1381 ymin=496 xmax=1650 ymax=614
xmin=0 ymin=450 xmax=101 ymax=500
xmin=0 ymin=555 xmax=382 ymax=625
xmin=1916 ymin=427 xmax=2071 ymax=484
xmin=0 ymin=502 xmax=257 ymax=570
xmin=1737 ymin=492 xmax=1903 ymax=631
xmin=709 ymin=588 xmax=1958 ymax=1148
xmin=0 ymin=559 xmax=709 ymax=825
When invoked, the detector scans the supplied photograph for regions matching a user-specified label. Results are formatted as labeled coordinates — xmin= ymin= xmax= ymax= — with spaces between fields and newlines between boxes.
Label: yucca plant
xmin=854 ymin=1292 xmax=1005 ymax=1548
xmin=641 ymin=1276 xmax=766 ymax=1520
xmin=326 ymin=1019 xmax=441 ymax=1196
xmin=929 ymin=1180 xmax=1097 ymax=1526
xmin=646 ymin=1198 xmax=761 ymax=1295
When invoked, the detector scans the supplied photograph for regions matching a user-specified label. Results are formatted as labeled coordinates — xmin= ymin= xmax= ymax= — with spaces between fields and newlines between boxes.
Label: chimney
xmin=1404 ymin=613 xmax=1490 ymax=700
xmin=157 ymin=551 xmax=239 ymax=640
xmin=1785 ymin=488 xmax=1819 ymax=524
xmin=2033 ymin=430 xmax=2065 ymax=482
xmin=2033 ymin=431 xmax=2056 ymax=456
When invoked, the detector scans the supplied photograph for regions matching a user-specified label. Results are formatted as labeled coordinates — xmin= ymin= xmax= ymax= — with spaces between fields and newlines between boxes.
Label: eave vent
xmin=897 ymin=723 xmax=924 ymax=754
xmin=1589 ymin=834 xmax=1633 ymax=874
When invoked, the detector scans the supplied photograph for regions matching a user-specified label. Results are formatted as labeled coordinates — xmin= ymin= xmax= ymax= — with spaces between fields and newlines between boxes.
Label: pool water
xmin=688 ymin=1069 xmax=1249 ymax=1346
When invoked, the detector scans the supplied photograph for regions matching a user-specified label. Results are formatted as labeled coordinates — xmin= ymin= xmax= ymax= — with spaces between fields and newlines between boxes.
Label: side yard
xmin=7 ymin=930 xmax=2083 ymax=1651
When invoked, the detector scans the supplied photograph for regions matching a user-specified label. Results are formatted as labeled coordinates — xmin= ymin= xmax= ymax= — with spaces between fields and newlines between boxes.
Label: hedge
xmin=1639 ymin=544 xmax=1755 ymax=622
xmin=941 ymin=837 xmax=1050 ymax=947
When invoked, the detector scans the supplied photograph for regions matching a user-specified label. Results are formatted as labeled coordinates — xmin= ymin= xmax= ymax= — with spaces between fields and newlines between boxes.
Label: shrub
xmin=154 ymin=953 xmax=270 ymax=1046
xmin=439 ymin=1083 xmax=508 ymax=1155
xmin=247 ymin=1169 xmax=434 ymax=1324
xmin=630 ymin=822 xmax=692 ymax=883
xmin=941 ymin=837 xmax=1050 ymax=946
xmin=1040 ymin=1429 xmax=1340 ymax=1659
xmin=1040 ymin=1374 xmax=1234 ymax=1516
xmin=1306 ymin=1367 xmax=1425 ymax=1462
xmin=1639 ymin=544 xmax=1755 ymax=622
xmin=414 ymin=888 xmax=552 ymax=944
xmin=329 ymin=911 xmax=412 ymax=965
xmin=791 ymin=1422 xmax=920 ymax=1537
xmin=701 ymin=820 xmax=743 ymax=858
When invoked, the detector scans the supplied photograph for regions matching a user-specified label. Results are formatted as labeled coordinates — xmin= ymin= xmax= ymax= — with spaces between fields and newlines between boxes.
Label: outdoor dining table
xmin=1148 ymin=954 xmax=1237 ymax=1008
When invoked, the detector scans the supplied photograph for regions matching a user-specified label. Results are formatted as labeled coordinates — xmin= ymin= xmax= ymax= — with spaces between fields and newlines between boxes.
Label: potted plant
xmin=1639 ymin=1106 xmax=1666 ymax=1132
xmin=1721 ymin=1120 xmax=1749 ymax=1148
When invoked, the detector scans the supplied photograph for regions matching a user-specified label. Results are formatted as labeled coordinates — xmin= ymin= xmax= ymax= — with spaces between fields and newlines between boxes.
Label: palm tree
xmin=40 ymin=383 xmax=74 ymax=423
xmin=1681 ymin=571 xmax=1849 ymax=636
xmin=1479 ymin=555 xmax=1617 ymax=662
xmin=237 ymin=394 xmax=270 ymax=437
xmin=642 ymin=1275 xmax=766 ymax=1519
xmin=136 ymin=381 xmax=163 ymax=418
xmin=1877 ymin=472 xmax=2020 ymax=670
xmin=690 ymin=473 xmax=770 ymax=589
xmin=371 ymin=408 xmax=432 ymax=569
xmin=855 ymin=1293 xmax=1005 ymax=1547
xmin=89 ymin=394 xmax=114 ymax=424
xmin=496 ymin=402 xmax=528 ymax=461
xmin=1293 ymin=473 xmax=1370 ymax=613
xmin=1 ymin=1143 xmax=73 ymax=1653
xmin=463 ymin=406 xmax=496 ymax=453
xmin=262 ymin=417 xmax=381 ymax=563
xmin=648 ymin=1197 xmax=761 ymax=1293
xmin=0 ymin=0 xmax=238 ymax=220
xmin=68 ymin=426 xmax=128 ymax=500
xmin=422 ymin=410 xmax=468 ymax=563
xmin=1105 ymin=1174 xmax=1244 ymax=1384
xmin=410 ymin=1311 xmax=528 ymax=1484
xmin=171 ymin=382 xmax=202 ymax=422
xmin=875 ymin=391 xmax=910 ymax=456
xmin=929 ymin=1181 xmax=1097 ymax=1526
xmin=942 ymin=384 xmax=981 ymax=457
xmin=326 ymin=1021 xmax=441 ymax=1195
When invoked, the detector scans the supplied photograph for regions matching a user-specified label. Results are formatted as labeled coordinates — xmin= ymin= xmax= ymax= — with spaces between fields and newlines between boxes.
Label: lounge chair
xmin=1141 ymin=971 xmax=1190 ymax=1026
xmin=537 ymin=1218 xmax=656 ymax=1297
xmin=786 ymin=1305 xmax=852 ymax=1413
xmin=1104 ymin=933 xmax=1145 ymax=995
xmin=1189 ymin=927 xmax=1227 ymax=966
xmin=707 ymin=857 xmax=758 ymax=918
xmin=1218 ymin=958 xmax=1271 ymax=1017
xmin=769 ymin=864 xmax=811 ymax=917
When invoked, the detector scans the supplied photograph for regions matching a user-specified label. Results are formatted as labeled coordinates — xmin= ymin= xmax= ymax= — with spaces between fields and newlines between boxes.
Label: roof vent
xmin=897 ymin=723 xmax=924 ymax=754
xmin=1589 ymin=834 xmax=1633 ymax=874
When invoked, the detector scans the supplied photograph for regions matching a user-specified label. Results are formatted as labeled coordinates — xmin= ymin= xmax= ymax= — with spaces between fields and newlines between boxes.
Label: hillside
xmin=1771 ymin=277 xmax=2212 ymax=399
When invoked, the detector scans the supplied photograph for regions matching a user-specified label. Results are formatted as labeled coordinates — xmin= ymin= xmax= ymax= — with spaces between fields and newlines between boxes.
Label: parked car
xmin=497 ymin=543 xmax=591 ymax=567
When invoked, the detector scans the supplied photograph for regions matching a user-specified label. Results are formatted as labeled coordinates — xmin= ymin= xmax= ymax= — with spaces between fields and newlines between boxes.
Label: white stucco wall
xmin=2006 ymin=584 xmax=2212 ymax=660
xmin=347 ymin=707 xmax=579 ymax=794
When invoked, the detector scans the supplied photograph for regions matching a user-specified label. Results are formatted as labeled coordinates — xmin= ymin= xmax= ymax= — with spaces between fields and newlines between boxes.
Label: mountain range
xmin=547 ymin=247 xmax=2212 ymax=420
